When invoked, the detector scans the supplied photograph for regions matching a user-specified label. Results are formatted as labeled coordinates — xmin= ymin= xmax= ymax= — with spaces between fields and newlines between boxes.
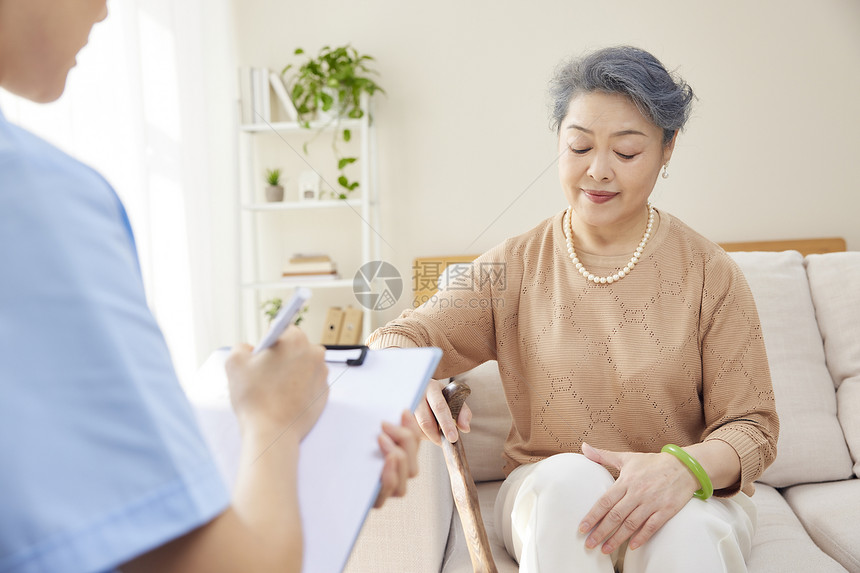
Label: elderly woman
xmin=368 ymin=46 xmax=779 ymax=572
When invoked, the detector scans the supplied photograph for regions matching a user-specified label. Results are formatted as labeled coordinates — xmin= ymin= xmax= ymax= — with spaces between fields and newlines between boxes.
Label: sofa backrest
xmin=455 ymin=251 xmax=859 ymax=487
xmin=804 ymin=252 xmax=860 ymax=477
xmin=455 ymin=360 xmax=510 ymax=482
xmin=729 ymin=251 xmax=853 ymax=487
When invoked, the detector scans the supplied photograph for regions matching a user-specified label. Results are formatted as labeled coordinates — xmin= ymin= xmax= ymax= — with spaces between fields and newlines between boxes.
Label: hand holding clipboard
xmin=232 ymin=287 xmax=436 ymax=571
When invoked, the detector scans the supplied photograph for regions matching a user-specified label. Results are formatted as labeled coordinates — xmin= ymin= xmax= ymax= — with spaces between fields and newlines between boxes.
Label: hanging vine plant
xmin=282 ymin=45 xmax=384 ymax=199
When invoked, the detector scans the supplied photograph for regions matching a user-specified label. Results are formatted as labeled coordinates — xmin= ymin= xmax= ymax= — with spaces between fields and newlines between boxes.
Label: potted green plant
xmin=265 ymin=168 xmax=285 ymax=202
xmin=282 ymin=45 xmax=384 ymax=199
xmin=261 ymin=297 xmax=308 ymax=326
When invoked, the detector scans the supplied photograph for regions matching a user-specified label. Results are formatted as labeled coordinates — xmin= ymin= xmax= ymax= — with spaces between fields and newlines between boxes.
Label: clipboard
xmin=189 ymin=346 xmax=441 ymax=573
xmin=324 ymin=344 xmax=368 ymax=366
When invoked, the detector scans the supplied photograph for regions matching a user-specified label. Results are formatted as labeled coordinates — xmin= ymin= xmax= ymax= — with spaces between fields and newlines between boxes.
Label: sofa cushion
xmin=455 ymin=361 xmax=512 ymax=483
xmin=805 ymin=252 xmax=860 ymax=477
xmin=783 ymin=479 xmax=860 ymax=573
xmin=442 ymin=481 xmax=518 ymax=573
xmin=443 ymin=481 xmax=848 ymax=573
xmin=746 ymin=484 xmax=849 ymax=573
xmin=345 ymin=442 xmax=453 ymax=573
xmin=729 ymin=251 xmax=854 ymax=487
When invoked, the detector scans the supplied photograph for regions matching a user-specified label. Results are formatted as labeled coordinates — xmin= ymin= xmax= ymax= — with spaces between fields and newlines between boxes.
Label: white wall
xmin=228 ymin=0 xmax=860 ymax=336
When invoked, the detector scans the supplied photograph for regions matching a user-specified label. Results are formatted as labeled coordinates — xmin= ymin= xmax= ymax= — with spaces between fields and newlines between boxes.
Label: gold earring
xmin=661 ymin=163 xmax=669 ymax=179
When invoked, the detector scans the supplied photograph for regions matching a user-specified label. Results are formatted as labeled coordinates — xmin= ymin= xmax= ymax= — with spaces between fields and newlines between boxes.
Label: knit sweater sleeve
xmin=366 ymin=241 xmax=512 ymax=378
xmin=699 ymin=252 xmax=780 ymax=496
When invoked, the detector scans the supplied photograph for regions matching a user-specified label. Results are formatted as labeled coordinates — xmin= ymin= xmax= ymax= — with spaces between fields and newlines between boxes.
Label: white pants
xmin=495 ymin=453 xmax=756 ymax=573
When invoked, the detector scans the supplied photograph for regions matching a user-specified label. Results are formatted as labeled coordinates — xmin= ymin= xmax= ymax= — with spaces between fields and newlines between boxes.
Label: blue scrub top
xmin=0 ymin=107 xmax=230 ymax=573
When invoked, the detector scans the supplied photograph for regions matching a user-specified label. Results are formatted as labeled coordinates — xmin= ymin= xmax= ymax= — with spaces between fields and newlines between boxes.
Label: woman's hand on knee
xmin=414 ymin=378 xmax=472 ymax=445
xmin=577 ymin=442 xmax=700 ymax=554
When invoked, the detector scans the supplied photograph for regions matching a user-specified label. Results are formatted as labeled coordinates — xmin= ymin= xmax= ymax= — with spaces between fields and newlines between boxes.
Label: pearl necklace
xmin=563 ymin=203 xmax=655 ymax=284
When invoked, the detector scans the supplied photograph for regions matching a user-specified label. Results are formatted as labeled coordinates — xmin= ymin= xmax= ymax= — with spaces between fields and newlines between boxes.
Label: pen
xmin=253 ymin=287 xmax=312 ymax=354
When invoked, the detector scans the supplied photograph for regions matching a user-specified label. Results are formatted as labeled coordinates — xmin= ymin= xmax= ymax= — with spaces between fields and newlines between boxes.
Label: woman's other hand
xmin=225 ymin=326 xmax=329 ymax=440
xmin=577 ymin=442 xmax=700 ymax=554
xmin=374 ymin=411 xmax=422 ymax=508
xmin=414 ymin=378 xmax=472 ymax=445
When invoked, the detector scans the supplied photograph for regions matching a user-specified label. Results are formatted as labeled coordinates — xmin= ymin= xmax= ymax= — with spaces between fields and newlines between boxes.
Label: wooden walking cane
xmin=441 ymin=378 xmax=498 ymax=573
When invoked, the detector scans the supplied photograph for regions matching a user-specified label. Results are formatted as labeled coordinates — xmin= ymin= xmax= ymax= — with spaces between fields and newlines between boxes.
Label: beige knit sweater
xmin=368 ymin=209 xmax=779 ymax=496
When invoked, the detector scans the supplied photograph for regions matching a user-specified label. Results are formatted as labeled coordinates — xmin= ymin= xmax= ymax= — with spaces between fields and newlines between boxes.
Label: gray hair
xmin=549 ymin=46 xmax=694 ymax=146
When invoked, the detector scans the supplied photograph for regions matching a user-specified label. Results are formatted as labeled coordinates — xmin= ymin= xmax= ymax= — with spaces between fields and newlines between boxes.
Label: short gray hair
xmin=549 ymin=46 xmax=694 ymax=145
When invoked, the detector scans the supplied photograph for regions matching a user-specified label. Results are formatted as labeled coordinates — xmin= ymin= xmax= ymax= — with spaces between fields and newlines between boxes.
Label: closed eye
xmin=615 ymin=151 xmax=638 ymax=160
xmin=569 ymin=146 xmax=591 ymax=155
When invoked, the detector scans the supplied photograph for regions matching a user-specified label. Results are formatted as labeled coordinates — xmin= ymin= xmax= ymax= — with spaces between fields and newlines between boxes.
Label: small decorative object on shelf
xmin=338 ymin=307 xmax=364 ymax=344
xmin=319 ymin=306 xmax=364 ymax=345
xmin=282 ymin=44 xmax=383 ymax=199
xmin=320 ymin=307 xmax=345 ymax=344
xmin=298 ymin=170 xmax=321 ymax=201
xmin=265 ymin=168 xmax=285 ymax=202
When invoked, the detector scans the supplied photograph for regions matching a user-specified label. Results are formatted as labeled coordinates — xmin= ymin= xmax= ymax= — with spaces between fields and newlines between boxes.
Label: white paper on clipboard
xmin=189 ymin=346 xmax=442 ymax=573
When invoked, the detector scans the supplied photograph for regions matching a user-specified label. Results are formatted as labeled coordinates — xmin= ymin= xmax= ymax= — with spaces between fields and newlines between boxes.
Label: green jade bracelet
xmin=661 ymin=444 xmax=714 ymax=500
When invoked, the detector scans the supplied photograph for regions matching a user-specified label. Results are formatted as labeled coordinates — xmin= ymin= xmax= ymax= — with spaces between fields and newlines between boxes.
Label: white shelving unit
xmin=236 ymin=93 xmax=380 ymax=342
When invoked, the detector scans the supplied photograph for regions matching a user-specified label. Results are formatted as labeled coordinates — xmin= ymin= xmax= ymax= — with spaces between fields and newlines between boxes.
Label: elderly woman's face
xmin=558 ymin=92 xmax=673 ymax=232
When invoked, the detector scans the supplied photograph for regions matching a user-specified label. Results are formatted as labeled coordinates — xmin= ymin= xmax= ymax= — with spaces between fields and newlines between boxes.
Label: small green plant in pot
xmin=265 ymin=168 xmax=285 ymax=202
xmin=282 ymin=45 xmax=384 ymax=199
xmin=261 ymin=298 xmax=308 ymax=326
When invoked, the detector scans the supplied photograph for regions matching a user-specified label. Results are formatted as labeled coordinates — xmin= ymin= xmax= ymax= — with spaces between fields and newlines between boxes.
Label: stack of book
xmin=238 ymin=66 xmax=298 ymax=125
xmin=282 ymin=254 xmax=339 ymax=282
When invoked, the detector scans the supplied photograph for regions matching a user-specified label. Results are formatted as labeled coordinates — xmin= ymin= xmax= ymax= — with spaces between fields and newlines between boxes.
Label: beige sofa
xmin=346 ymin=250 xmax=860 ymax=573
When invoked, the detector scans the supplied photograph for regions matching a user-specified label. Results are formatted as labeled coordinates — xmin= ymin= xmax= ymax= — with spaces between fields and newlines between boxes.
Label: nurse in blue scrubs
xmin=0 ymin=2 xmax=421 ymax=572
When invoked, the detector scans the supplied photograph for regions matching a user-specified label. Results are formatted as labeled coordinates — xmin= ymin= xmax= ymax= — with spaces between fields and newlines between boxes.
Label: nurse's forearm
xmin=121 ymin=425 xmax=304 ymax=573
xmin=230 ymin=425 xmax=304 ymax=569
